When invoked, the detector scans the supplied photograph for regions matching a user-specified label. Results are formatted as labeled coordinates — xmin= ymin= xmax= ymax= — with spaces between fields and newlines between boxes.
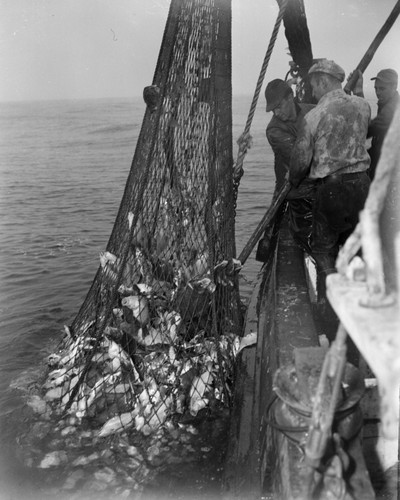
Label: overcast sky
xmin=1 ymin=0 xmax=400 ymax=102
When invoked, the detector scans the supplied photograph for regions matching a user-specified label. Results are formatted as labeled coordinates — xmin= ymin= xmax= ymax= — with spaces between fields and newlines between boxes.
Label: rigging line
xmin=233 ymin=0 xmax=288 ymax=182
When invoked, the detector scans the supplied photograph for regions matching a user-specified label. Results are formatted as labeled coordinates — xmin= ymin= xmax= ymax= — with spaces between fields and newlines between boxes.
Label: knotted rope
xmin=233 ymin=0 xmax=288 ymax=189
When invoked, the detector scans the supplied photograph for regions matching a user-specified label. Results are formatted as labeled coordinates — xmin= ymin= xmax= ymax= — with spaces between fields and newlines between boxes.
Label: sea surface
xmin=0 ymin=95 xmax=275 ymax=499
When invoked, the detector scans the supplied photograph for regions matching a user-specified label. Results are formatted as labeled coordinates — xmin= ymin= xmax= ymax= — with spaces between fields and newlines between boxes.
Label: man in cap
xmin=352 ymin=68 xmax=399 ymax=179
xmin=289 ymin=59 xmax=371 ymax=308
xmin=264 ymin=78 xmax=315 ymax=253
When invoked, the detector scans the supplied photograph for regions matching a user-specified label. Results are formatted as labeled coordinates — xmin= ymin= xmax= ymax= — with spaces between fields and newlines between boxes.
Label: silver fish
xmin=98 ymin=410 xmax=139 ymax=438
xmin=121 ymin=295 xmax=149 ymax=326
xmin=189 ymin=363 xmax=213 ymax=416
xmin=99 ymin=251 xmax=118 ymax=269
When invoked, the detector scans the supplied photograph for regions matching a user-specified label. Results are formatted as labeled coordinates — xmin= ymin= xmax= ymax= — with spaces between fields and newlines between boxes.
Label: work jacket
xmin=368 ymin=91 xmax=400 ymax=176
xmin=289 ymin=89 xmax=371 ymax=186
xmin=266 ymin=102 xmax=314 ymax=190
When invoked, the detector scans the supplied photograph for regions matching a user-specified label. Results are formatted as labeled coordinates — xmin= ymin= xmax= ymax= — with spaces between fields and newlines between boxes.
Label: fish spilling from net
xmin=33 ymin=241 xmax=241 ymax=444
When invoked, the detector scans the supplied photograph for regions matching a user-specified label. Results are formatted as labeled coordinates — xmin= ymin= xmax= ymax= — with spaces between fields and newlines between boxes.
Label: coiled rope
xmin=233 ymin=0 xmax=288 ymax=191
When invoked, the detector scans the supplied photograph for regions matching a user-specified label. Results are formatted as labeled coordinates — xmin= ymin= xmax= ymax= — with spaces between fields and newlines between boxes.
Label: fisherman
xmin=351 ymin=68 xmax=399 ymax=180
xmin=289 ymin=59 xmax=371 ymax=306
xmin=264 ymin=78 xmax=315 ymax=254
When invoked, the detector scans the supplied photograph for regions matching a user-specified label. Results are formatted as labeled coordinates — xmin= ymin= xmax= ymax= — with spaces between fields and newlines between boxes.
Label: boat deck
xmin=223 ymin=213 xmax=376 ymax=499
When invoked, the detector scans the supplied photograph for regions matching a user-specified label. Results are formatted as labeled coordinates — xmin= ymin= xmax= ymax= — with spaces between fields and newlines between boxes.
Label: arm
xmin=289 ymin=118 xmax=313 ymax=187
xmin=266 ymin=125 xmax=296 ymax=167
xmin=347 ymin=70 xmax=364 ymax=98
xmin=368 ymin=104 xmax=395 ymax=138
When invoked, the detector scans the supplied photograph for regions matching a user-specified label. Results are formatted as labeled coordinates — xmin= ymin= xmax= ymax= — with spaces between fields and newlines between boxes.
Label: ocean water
xmin=0 ymin=95 xmax=275 ymax=498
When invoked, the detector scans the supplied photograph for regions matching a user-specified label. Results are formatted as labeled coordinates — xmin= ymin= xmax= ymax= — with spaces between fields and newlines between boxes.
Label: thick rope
xmin=233 ymin=0 xmax=288 ymax=185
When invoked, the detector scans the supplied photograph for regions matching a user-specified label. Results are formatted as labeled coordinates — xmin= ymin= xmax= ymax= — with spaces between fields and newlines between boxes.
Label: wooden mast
xmin=277 ymin=0 xmax=314 ymax=102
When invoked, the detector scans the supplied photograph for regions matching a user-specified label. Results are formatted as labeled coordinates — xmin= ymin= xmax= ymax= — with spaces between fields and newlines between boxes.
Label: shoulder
xmin=329 ymin=92 xmax=371 ymax=119
xmin=297 ymin=103 xmax=315 ymax=119
xmin=301 ymin=104 xmax=320 ymax=126
xmin=266 ymin=114 xmax=279 ymax=130
xmin=266 ymin=116 xmax=285 ymax=136
xmin=351 ymin=94 xmax=371 ymax=108
xmin=298 ymin=103 xmax=315 ymax=113
xmin=391 ymin=91 xmax=400 ymax=106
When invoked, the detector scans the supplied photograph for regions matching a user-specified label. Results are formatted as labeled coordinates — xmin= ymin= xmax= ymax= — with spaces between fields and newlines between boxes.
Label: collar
xmin=318 ymin=88 xmax=345 ymax=105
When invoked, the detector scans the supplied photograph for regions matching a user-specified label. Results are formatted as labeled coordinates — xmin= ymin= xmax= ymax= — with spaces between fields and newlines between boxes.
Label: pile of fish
xmin=28 ymin=233 xmax=242 ymax=437
xmin=17 ymin=385 xmax=229 ymax=498
xmin=12 ymin=207 xmax=244 ymax=496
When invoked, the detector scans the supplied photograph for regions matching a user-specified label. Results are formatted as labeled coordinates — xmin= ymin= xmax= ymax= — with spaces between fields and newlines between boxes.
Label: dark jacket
xmin=368 ymin=91 xmax=400 ymax=178
xmin=266 ymin=102 xmax=314 ymax=190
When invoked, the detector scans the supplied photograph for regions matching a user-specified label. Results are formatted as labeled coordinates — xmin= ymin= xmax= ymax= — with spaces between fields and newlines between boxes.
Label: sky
xmin=1 ymin=0 xmax=400 ymax=102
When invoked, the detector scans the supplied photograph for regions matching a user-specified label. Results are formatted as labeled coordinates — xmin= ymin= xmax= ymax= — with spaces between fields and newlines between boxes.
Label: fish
xmin=128 ymin=211 xmax=134 ymax=230
xmin=47 ymin=353 xmax=61 ymax=367
xmin=189 ymin=363 xmax=213 ymax=416
xmin=113 ymin=308 xmax=123 ymax=320
xmin=44 ymin=370 xmax=70 ymax=389
xmin=99 ymin=251 xmax=118 ymax=269
xmin=163 ymin=311 xmax=182 ymax=340
xmin=59 ymin=337 xmax=91 ymax=367
xmin=138 ymin=379 xmax=161 ymax=408
xmin=151 ymin=310 xmax=181 ymax=343
xmin=63 ymin=325 xmax=72 ymax=338
xmin=147 ymin=398 xmax=171 ymax=431
xmin=192 ymin=252 xmax=209 ymax=278
xmin=103 ymin=326 xmax=122 ymax=342
xmin=237 ymin=331 xmax=257 ymax=354
xmin=103 ymin=338 xmax=140 ymax=381
xmin=118 ymin=284 xmax=135 ymax=296
xmin=193 ymin=277 xmax=216 ymax=293
xmin=26 ymin=395 xmax=49 ymax=415
xmin=98 ymin=410 xmax=139 ymax=438
xmin=75 ymin=373 xmax=116 ymax=418
xmin=137 ymin=327 xmax=167 ymax=347
xmin=44 ymin=386 xmax=65 ymax=401
xmin=121 ymin=295 xmax=149 ymax=326
xmin=134 ymin=414 xmax=145 ymax=432
xmin=135 ymin=283 xmax=152 ymax=296
xmin=39 ymin=451 xmax=68 ymax=469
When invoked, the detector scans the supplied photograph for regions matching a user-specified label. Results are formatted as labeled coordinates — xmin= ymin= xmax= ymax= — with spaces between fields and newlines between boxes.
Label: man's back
xmin=300 ymin=89 xmax=371 ymax=178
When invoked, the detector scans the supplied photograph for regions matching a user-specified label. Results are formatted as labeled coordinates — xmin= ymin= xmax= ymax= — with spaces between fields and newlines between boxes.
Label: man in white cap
xmin=289 ymin=59 xmax=371 ymax=310
xmin=352 ymin=68 xmax=399 ymax=179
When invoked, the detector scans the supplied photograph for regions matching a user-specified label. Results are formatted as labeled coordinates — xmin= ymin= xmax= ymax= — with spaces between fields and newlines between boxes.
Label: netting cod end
xmin=33 ymin=213 xmax=243 ymax=440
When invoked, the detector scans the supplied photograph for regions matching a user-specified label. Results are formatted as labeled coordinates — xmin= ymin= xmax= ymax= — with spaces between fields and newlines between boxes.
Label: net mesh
xmin=41 ymin=0 xmax=242 ymax=440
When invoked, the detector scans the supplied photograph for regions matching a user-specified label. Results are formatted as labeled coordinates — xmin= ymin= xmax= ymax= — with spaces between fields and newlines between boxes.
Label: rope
xmin=233 ymin=0 xmax=288 ymax=186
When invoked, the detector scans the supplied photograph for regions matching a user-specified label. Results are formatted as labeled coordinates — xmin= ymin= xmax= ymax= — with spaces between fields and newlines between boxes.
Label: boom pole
xmin=345 ymin=0 xmax=400 ymax=93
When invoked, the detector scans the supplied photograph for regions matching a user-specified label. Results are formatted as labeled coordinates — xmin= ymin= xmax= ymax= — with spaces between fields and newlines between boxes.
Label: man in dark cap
xmin=265 ymin=78 xmax=314 ymax=190
xmin=264 ymin=78 xmax=315 ymax=253
xmin=289 ymin=59 xmax=371 ymax=308
xmin=352 ymin=68 xmax=399 ymax=179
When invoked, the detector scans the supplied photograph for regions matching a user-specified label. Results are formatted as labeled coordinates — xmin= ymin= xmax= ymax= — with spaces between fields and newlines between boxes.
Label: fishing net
xmin=36 ymin=0 xmax=242 ymax=446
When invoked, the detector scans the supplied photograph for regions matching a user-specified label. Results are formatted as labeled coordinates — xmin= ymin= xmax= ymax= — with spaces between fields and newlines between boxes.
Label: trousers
xmin=311 ymin=171 xmax=370 ymax=299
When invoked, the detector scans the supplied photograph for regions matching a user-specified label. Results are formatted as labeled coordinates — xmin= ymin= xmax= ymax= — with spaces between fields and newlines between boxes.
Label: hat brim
xmin=371 ymin=76 xmax=397 ymax=84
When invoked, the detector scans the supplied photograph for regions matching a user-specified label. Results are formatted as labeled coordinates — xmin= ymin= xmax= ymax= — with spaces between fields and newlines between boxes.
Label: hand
xmin=347 ymin=69 xmax=363 ymax=96
xmin=286 ymin=77 xmax=300 ymax=87
xmin=237 ymin=132 xmax=253 ymax=152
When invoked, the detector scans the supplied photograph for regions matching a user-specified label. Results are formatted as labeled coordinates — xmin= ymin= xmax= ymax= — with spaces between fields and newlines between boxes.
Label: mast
xmin=277 ymin=0 xmax=314 ymax=102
